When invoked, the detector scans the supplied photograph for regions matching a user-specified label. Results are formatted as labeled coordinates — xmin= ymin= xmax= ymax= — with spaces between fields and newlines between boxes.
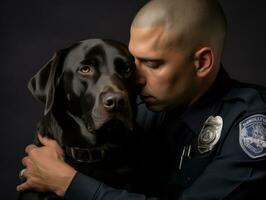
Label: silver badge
xmin=198 ymin=116 xmax=223 ymax=154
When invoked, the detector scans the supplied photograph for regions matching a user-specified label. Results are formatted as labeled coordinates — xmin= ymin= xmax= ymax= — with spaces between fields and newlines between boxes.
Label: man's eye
xmin=144 ymin=61 xmax=160 ymax=69
xmin=79 ymin=65 xmax=94 ymax=75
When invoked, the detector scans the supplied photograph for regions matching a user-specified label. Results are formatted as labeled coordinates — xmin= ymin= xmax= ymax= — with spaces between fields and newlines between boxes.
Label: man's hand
xmin=16 ymin=134 xmax=77 ymax=197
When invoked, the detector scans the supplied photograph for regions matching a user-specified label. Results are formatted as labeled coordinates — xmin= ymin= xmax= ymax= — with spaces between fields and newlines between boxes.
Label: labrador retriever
xmin=18 ymin=39 xmax=137 ymax=199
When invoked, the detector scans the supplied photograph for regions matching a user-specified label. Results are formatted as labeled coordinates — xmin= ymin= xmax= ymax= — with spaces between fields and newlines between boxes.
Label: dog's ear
xmin=28 ymin=50 xmax=64 ymax=115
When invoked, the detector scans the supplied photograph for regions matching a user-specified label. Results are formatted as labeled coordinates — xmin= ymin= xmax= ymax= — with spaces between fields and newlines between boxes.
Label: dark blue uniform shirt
xmin=65 ymin=67 xmax=266 ymax=200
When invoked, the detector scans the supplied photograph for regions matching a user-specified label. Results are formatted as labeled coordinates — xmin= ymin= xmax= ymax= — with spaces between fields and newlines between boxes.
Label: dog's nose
xmin=102 ymin=92 xmax=126 ymax=111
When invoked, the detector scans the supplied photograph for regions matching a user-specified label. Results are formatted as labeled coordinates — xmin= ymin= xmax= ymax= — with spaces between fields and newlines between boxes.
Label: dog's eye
xmin=79 ymin=65 xmax=94 ymax=75
xmin=123 ymin=65 xmax=133 ymax=75
xmin=119 ymin=65 xmax=134 ymax=79
xmin=114 ymin=58 xmax=135 ymax=78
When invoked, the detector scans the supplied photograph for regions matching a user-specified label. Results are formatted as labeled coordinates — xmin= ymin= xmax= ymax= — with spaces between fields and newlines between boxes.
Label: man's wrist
xmin=54 ymin=165 xmax=77 ymax=197
xmin=64 ymin=172 xmax=103 ymax=200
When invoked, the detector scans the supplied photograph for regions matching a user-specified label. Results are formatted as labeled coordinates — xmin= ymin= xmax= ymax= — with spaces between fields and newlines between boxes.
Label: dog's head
xmin=28 ymin=39 xmax=136 ymax=147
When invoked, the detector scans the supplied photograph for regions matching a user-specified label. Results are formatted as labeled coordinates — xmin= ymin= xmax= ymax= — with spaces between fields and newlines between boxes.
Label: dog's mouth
xmin=96 ymin=118 xmax=132 ymax=146
xmin=65 ymin=108 xmax=133 ymax=163
xmin=91 ymin=107 xmax=133 ymax=131
xmin=67 ymin=109 xmax=132 ymax=145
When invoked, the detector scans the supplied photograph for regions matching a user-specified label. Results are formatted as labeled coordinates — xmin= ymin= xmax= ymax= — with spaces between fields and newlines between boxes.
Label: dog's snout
xmin=102 ymin=92 xmax=126 ymax=111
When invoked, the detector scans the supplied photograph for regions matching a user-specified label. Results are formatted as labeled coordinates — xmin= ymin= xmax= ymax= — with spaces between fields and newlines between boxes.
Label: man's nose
xmin=135 ymin=60 xmax=146 ymax=86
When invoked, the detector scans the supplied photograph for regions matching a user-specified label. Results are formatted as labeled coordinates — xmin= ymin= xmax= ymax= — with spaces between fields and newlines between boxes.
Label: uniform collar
xmin=167 ymin=66 xmax=233 ymax=136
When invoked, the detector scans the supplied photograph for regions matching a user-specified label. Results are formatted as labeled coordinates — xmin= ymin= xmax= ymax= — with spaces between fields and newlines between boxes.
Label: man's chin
xmin=145 ymin=102 xmax=165 ymax=112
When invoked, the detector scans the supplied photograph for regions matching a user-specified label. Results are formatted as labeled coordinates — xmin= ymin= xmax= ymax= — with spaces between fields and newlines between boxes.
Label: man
xmin=17 ymin=0 xmax=266 ymax=199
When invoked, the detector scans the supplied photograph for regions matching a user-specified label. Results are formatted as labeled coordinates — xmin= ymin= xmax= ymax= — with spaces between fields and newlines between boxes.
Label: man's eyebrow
xmin=136 ymin=56 xmax=163 ymax=62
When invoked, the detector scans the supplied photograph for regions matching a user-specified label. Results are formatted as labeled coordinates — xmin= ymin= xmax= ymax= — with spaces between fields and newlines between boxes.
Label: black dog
xmin=19 ymin=39 xmax=137 ymax=199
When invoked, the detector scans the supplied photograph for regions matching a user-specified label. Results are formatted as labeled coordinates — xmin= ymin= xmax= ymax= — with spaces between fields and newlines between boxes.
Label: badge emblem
xmin=239 ymin=114 xmax=266 ymax=159
xmin=198 ymin=116 xmax=223 ymax=154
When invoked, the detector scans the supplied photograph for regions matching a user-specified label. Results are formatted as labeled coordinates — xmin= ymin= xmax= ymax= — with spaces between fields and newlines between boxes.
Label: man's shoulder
xmin=222 ymin=80 xmax=266 ymax=114
xmin=225 ymin=81 xmax=266 ymax=103
xmin=220 ymin=80 xmax=266 ymax=131
xmin=218 ymin=81 xmax=266 ymax=160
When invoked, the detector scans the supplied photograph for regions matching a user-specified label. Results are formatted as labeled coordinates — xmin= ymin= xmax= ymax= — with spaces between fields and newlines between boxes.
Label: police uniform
xmin=64 ymin=67 xmax=266 ymax=200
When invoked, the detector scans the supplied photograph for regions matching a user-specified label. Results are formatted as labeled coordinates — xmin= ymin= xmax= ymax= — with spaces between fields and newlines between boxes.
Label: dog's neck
xmin=37 ymin=110 xmax=133 ymax=185
xmin=64 ymin=145 xmax=111 ymax=164
xmin=37 ymin=111 xmax=111 ymax=164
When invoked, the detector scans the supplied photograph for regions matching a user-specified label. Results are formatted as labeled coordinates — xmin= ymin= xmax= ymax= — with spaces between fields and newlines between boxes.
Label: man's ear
xmin=194 ymin=47 xmax=214 ymax=78
xmin=28 ymin=50 xmax=64 ymax=115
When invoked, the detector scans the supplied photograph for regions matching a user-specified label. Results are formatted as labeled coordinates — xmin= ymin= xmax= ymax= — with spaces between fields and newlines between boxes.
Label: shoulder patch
xmin=239 ymin=114 xmax=266 ymax=159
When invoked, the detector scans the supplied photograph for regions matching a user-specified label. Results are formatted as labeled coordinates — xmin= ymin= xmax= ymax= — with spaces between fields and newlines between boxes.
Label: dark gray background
xmin=0 ymin=0 xmax=265 ymax=199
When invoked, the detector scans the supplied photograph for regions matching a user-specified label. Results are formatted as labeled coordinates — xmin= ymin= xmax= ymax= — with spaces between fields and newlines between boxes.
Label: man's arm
xmin=16 ymin=134 xmax=158 ymax=200
xmin=65 ymin=172 xmax=158 ymax=200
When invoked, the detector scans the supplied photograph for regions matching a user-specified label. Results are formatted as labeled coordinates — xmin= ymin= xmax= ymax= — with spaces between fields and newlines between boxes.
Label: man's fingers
xmin=38 ymin=133 xmax=49 ymax=146
xmin=38 ymin=134 xmax=57 ymax=147
xmin=23 ymin=168 xmax=30 ymax=178
xmin=38 ymin=133 xmax=64 ymax=156
xmin=25 ymin=144 xmax=38 ymax=155
xmin=22 ymin=157 xmax=31 ymax=167
xmin=16 ymin=181 xmax=30 ymax=192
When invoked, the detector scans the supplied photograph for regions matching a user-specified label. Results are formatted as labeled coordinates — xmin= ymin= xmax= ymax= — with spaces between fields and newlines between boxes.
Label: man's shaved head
xmin=131 ymin=0 xmax=227 ymax=60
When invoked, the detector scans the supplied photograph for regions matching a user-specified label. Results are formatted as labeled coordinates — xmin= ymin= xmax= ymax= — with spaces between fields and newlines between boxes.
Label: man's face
xmin=129 ymin=26 xmax=198 ymax=111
